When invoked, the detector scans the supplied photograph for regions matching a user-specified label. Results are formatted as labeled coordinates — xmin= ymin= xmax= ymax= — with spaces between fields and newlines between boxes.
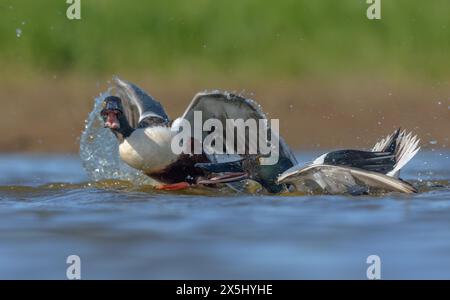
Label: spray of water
xmin=79 ymin=92 xmax=154 ymax=185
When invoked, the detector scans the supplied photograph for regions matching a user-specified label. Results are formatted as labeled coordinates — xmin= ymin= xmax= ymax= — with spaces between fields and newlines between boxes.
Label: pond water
xmin=0 ymin=151 xmax=449 ymax=279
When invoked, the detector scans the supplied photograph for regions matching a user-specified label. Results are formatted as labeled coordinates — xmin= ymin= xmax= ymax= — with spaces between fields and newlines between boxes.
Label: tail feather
xmin=373 ymin=129 xmax=420 ymax=178
xmin=372 ymin=128 xmax=401 ymax=153
xmin=387 ymin=130 xmax=421 ymax=177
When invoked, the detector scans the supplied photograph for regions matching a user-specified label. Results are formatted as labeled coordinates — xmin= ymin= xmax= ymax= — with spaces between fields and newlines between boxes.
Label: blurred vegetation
xmin=0 ymin=0 xmax=449 ymax=79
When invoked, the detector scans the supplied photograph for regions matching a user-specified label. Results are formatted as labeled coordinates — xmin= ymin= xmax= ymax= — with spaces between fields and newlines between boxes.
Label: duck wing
xmin=175 ymin=91 xmax=297 ymax=193
xmin=381 ymin=130 xmax=420 ymax=177
xmin=277 ymin=164 xmax=417 ymax=195
xmin=312 ymin=149 xmax=397 ymax=174
xmin=112 ymin=76 xmax=170 ymax=128
xmin=312 ymin=129 xmax=420 ymax=177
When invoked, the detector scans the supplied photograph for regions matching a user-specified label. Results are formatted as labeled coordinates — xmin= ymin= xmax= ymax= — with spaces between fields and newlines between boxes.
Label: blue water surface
xmin=0 ymin=151 xmax=449 ymax=279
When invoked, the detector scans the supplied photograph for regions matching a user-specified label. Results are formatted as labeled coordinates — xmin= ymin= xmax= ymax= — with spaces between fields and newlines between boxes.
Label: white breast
xmin=119 ymin=127 xmax=178 ymax=173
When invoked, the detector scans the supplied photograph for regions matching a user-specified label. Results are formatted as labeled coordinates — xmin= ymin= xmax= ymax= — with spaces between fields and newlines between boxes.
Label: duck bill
xmin=105 ymin=111 xmax=120 ymax=129
xmin=197 ymin=172 xmax=248 ymax=185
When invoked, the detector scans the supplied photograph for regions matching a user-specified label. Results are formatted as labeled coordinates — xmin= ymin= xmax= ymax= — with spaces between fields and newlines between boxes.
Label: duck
xmin=276 ymin=129 xmax=420 ymax=194
xmin=101 ymin=77 xmax=297 ymax=192
xmin=196 ymin=128 xmax=420 ymax=194
xmin=101 ymin=77 xmax=420 ymax=195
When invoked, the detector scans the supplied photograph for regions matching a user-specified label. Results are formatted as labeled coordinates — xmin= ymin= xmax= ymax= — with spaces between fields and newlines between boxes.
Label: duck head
xmin=101 ymin=96 xmax=134 ymax=140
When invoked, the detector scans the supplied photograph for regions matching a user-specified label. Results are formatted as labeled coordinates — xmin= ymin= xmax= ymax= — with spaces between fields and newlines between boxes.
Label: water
xmin=1 ymin=90 xmax=449 ymax=279
xmin=0 ymin=151 xmax=449 ymax=279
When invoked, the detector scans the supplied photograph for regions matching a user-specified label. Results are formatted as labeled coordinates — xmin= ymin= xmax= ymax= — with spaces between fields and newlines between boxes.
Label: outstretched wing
xmin=312 ymin=129 xmax=420 ymax=177
xmin=112 ymin=76 xmax=169 ymax=128
xmin=277 ymin=164 xmax=417 ymax=195
xmin=372 ymin=128 xmax=401 ymax=153
xmin=177 ymin=91 xmax=296 ymax=159
xmin=178 ymin=92 xmax=263 ymax=152
xmin=176 ymin=91 xmax=297 ymax=192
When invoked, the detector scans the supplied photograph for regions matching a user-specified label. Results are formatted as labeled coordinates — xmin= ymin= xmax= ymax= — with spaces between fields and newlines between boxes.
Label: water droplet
xmin=16 ymin=28 xmax=22 ymax=38
xmin=80 ymin=91 xmax=153 ymax=185
xmin=429 ymin=140 xmax=438 ymax=145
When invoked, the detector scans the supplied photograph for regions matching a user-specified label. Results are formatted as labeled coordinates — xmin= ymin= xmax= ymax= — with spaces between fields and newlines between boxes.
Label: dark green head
xmin=100 ymin=96 xmax=134 ymax=139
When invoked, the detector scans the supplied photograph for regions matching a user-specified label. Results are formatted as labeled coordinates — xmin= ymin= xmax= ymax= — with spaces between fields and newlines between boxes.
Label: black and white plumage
xmin=113 ymin=76 xmax=170 ymax=127
xmin=101 ymin=77 xmax=420 ymax=194
xmin=277 ymin=129 xmax=421 ymax=195
xmin=173 ymin=91 xmax=298 ymax=193
xmin=101 ymin=77 xmax=297 ymax=192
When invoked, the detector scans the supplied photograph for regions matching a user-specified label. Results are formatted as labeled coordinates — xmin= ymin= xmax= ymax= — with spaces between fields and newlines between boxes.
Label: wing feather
xmin=177 ymin=91 xmax=297 ymax=193
xmin=178 ymin=91 xmax=297 ymax=164
xmin=277 ymin=164 xmax=417 ymax=194
xmin=112 ymin=77 xmax=169 ymax=128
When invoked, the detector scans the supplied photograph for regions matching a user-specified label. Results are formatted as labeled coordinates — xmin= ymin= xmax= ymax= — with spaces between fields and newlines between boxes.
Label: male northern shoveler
xmin=101 ymin=77 xmax=296 ymax=192
xmin=101 ymin=77 xmax=420 ymax=195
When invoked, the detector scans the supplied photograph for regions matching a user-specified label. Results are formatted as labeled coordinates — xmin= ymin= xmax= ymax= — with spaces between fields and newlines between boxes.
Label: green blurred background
xmin=0 ymin=0 xmax=449 ymax=152
xmin=2 ymin=0 xmax=450 ymax=78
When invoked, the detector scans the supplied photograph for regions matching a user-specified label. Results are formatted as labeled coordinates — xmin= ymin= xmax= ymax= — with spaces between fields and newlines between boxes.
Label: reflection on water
xmin=0 ymin=152 xmax=449 ymax=279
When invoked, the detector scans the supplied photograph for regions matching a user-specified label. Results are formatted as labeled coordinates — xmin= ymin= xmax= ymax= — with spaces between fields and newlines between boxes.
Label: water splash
xmin=79 ymin=92 xmax=154 ymax=185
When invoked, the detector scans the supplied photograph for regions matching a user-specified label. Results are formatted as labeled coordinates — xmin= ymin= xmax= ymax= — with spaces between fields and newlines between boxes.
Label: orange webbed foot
xmin=155 ymin=182 xmax=190 ymax=191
